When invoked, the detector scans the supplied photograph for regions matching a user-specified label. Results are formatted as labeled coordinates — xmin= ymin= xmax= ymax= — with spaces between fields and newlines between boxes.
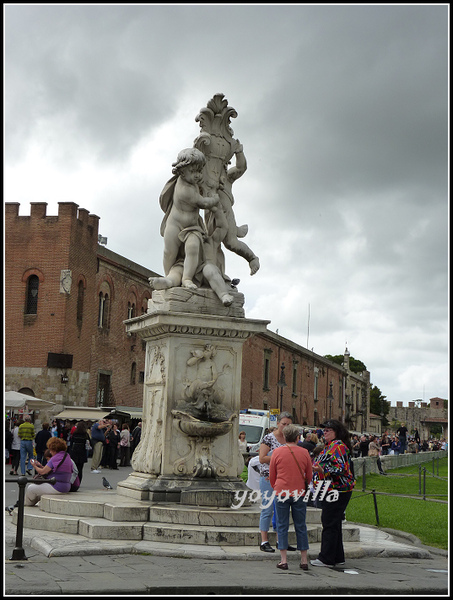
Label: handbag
xmin=33 ymin=451 xmax=68 ymax=480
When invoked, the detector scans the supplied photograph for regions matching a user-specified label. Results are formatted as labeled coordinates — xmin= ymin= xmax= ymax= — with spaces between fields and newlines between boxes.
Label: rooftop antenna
xmin=306 ymin=303 xmax=310 ymax=349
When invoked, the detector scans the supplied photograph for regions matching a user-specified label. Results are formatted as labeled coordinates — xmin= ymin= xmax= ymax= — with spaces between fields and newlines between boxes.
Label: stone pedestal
xmin=117 ymin=288 xmax=269 ymax=503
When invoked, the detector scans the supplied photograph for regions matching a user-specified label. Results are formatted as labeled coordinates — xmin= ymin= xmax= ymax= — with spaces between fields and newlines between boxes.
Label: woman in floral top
xmin=311 ymin=419 xmax=355 ymax=568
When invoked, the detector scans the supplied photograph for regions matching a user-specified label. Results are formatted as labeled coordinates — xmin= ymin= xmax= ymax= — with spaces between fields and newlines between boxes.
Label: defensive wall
xmin=352 ymin=450 xmax=447 ymax=476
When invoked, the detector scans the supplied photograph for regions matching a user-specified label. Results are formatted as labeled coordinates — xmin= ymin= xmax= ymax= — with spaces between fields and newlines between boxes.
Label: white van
xmin=239 ymin=409 xmax=277 ymax=453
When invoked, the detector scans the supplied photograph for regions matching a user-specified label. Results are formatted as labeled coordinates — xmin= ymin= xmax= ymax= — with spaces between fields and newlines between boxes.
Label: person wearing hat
xmin=310 ymin=419 xmax=355 ymax=568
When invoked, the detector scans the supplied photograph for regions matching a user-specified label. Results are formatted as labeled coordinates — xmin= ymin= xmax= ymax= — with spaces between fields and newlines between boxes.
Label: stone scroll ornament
xmin=149 ymin=93 xmax=260 ymax=306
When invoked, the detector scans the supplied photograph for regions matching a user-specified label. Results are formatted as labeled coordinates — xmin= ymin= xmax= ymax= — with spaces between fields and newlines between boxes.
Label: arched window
xmin=127 ymin=302 xmax=136 ymax=319
xmin=77 ymin=280 xmax=85 ymax=323
xmin=314 ymin=409 xmax=319 ymax=427
xmin=98 ymin=292 xmax=110 ymax=329
xmin=25 ymin=275 xmax=40 ymax=314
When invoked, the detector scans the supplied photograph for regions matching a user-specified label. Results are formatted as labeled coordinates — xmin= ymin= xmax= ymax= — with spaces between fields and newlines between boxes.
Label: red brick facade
xmin=241 ymin=331 xmax=370 ymax=428
xmin=5 ymin=202 xmax=157 ymax=410
xmin=5 ymin=202 xmax=370 ymax=429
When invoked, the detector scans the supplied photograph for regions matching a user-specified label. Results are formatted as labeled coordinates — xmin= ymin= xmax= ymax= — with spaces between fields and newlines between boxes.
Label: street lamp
xmin=277 ymin=362 xmax=287 ymax=413
xmin=328 ymin=381 xmax=334 ymax=419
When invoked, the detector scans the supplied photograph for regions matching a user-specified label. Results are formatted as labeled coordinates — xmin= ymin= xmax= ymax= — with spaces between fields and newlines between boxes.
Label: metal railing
xmin=5 ymin=475 xmax=56 ymax=561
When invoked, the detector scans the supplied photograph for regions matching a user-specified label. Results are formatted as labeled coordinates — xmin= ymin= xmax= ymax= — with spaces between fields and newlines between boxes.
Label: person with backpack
xmin=25 ymin=437 xmax=73 ymax=505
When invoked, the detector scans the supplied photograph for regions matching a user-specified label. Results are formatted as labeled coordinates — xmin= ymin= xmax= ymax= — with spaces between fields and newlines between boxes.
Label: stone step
xmin=148 ymin=503 xmax=322 ymax=527
xmin=39 ymin=493 xmax=150 ymax=521
xmin=37 ymin=493 xmax=323 ymax=526
xmin=142 ymin=522 xmax=325 ymax=546
xmin=13 ymin=506 xmax=80 ymax=535
xmin=14 ymin=505 xmax=359 ymax=546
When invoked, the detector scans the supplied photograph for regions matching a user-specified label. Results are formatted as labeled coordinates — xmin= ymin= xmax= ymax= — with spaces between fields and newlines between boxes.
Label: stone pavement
xmin=4 ymin=517 xmax=449 ymax=595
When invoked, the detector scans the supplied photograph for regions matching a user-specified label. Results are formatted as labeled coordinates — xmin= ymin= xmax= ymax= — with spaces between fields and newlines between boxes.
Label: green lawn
xmin=356 ymin=460 xmax=448 ymax=499
xmin=347 ymin=457 xmax=448 ymax=549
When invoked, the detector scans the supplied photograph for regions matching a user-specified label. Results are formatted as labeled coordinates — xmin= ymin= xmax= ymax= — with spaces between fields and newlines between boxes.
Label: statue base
xmin=119 ymin=287 xmax=268 ymax=508
xmin=117 ymin=472 xmax=251 ymax=506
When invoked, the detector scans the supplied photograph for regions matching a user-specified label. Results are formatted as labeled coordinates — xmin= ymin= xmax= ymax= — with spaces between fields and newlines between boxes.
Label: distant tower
xmin=343 ymin=347 xmax=350 ymax=371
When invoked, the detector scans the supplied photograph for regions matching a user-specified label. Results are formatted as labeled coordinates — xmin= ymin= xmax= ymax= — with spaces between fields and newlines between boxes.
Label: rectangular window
xmin=97 ymin=371 xmax=111 ymax=407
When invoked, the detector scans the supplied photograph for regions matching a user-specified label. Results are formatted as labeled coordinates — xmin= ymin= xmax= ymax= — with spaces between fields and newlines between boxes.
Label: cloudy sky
xmin=5 ymin=4 xmax=449 ymax=406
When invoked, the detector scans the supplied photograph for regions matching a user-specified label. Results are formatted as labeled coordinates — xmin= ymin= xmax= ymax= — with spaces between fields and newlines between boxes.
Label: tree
xmin=370 ymin=385 xmax=390 ymax=425
xmin=429 ymin=423 xmax=443 ymax=439
xmin=324 ymin=354 xmax=367 ymax=373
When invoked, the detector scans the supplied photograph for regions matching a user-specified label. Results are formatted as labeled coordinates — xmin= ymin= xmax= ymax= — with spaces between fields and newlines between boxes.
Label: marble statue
xmin=119 ymin=95 xmax=269 ymax=502
xmin=149 ymin=93 xmax=259 ymax=306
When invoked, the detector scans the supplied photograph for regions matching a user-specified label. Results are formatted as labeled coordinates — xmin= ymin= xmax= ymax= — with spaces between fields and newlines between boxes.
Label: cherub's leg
xmin=182 ymin=234 xmax=201 ymax=289
xmin=223 ymin=231 xmax=260 ymax=275
xmin=163 ymin=231 xmax=181 ymax=276
xmin=149 ymin=265 xmax=183 ymax=290
xmin=202 ymin=263 xmax=234 ymax=306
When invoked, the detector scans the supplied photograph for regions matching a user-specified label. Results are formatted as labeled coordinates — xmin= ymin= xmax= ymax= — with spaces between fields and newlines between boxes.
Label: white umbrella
xmin=4 ymin=390 xmax=56 ymax=410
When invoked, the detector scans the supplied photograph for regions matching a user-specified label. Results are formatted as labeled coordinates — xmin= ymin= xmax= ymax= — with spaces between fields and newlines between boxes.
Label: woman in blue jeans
xmin=269 ymin=424 xmax=313 ymax=570
xmin=258 ymin=412 xmax=293 ymax=552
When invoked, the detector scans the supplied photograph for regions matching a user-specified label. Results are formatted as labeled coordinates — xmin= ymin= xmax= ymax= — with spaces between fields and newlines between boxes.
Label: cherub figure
xmin=194 ymin=94 xmax=260 ymax=276
xmin=158 ymin=148 xmax=219 ymax=290
xmin=149 ymin=168 xmax=235 ymax=306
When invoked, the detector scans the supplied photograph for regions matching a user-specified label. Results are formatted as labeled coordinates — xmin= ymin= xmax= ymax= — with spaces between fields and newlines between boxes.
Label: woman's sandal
xmin=300 ymin=563 xmax=309 ymax=571
xmin=277 ymin=562 xmax=288 ymax=570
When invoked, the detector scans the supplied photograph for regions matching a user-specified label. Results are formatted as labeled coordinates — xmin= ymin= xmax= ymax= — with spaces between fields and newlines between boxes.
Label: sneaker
xmin=26 ymin=470 xmax=33 ymax=476
xmin=91 ymin=469 xmax=101 ymax=474
xmin=310 ymin=559 xmax=334 ymax=568
xmin=260 ymin=541 xmax=275 ymax=553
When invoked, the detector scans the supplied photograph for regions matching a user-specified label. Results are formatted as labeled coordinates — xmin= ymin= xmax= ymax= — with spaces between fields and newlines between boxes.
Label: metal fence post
xmin=372 ymin=489 xmax=379 ymax=525
xmin=6 ymin=475 xmax=56 ymax=561
xmin=10 ymin=476 xmax=28 ymax=561
xmin=423 ymin=467 xmax=426 ymax=501
xmin=362 ymin=461 xmax=366 ymax=492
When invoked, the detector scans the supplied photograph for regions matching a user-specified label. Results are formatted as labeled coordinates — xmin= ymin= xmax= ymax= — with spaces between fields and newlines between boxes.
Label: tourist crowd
xmin=5 ymin=416 xmax=144 ymax=478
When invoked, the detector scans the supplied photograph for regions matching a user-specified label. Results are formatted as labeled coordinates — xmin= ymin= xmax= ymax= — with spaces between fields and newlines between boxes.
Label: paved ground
xmin=4 ymin=465 xmax=449 ymax=596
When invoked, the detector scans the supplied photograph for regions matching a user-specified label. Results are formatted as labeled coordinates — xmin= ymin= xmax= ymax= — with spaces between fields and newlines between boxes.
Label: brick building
xmin=5 ymin=202 xmax=370 ymax=430
xmin=241 ymin=332 xmax=370 ymax=430
xmin=5 ymin=202 xmax=158 ymax=412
